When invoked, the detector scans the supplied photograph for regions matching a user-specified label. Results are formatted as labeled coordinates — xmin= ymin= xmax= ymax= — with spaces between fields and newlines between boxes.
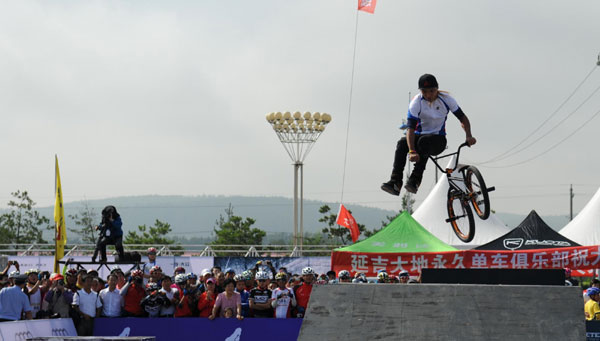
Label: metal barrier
xmin=0 ymin=243 xmax=339 ymax=257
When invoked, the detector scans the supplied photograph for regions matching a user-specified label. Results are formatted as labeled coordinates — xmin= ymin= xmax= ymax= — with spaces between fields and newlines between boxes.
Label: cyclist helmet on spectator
xmin=147 ymin=247 xmax=158 ymax=254
xmin=377 ymin=271 xmax=389 ymax=283
xmin=50 ymin=273 xmax=64 ymax=282
xmin=588 ymin=287 xmax=600 ymax=296
xmin=302 ymin=267 xmax=316 ymax=276
xmin=175 ymin=273 xmax=188 ymax=285
xmin=150 ymin=266 xmax=162 ymax=275
xmin=131 ymin=270 xmax=144 ymax=278
xmin=174 ymin=266 xmax=186 ymax=275
xmin=275 ymin=272 xmax=288 ymax=282
xmin=315 ymin=274 xmax=329 ymax=285
xmin=242 ymin=270 xmax=254 ymax=281
xmin=66 ymin=268 xmax=78 ymax=277
xmin=234 ymin=274 xmax=244 ymax=282
xmin=146 ymin=282 xmax=159 ymax=291
xmin=25 ymin=268 xmax=40 ymax=276
xmin=187 ymin=273 xmax=197 ymax=281
xmin=255 ymin=271 xmax=271 ymax=280
xmin=338 ymin=270 xmax=351 ymax=280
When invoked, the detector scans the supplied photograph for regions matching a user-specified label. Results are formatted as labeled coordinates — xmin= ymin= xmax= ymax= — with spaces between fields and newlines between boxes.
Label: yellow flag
xmin=54 ymin=155 xmax=66 ymax=273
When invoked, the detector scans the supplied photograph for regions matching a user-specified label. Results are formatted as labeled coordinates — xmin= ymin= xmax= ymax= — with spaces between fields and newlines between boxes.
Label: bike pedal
xmin=487 ymin=186 xmax=495 ymax=192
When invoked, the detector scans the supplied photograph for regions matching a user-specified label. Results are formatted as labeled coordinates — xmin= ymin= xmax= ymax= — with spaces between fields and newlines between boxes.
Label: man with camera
xmin=40 ymin=273 xmax=73 ymax=319
xmin=120 ymin=270 xmax=145 ymax=317
xmin=92 ymin=206 xmax=125 ymax=262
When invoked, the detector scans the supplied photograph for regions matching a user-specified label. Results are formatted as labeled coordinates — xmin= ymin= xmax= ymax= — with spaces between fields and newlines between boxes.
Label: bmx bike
xmin=429 ymin=142 xmax=495 ymax=243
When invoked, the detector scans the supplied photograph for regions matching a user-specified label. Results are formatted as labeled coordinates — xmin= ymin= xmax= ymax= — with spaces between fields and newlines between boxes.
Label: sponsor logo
xmin=226 ymin=328 xmax=242 ymax=341
xmin=52 ymin=327 xmax=69 ymax=336
xmin=14 ymin=331 xmax=33 ymax=341
xmin=503 ymin=238 xmax=524 ymax=250
xmin=503 ymin=238 xmax=571 ymax=250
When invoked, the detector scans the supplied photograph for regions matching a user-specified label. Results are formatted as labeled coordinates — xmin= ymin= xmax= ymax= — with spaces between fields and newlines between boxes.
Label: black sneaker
xmin=404 ymin=179 xmax=419 ymax=194
xmin=381 ymin=181 xmax=402 ymax=196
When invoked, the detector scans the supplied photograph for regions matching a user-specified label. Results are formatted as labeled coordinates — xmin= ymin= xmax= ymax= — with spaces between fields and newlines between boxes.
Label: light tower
xmin=266 ymin=111 xmax=332 ymax=254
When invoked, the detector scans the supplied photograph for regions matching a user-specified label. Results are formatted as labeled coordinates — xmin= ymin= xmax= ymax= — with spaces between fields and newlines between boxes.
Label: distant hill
xmin=28 ymin=195 xmax=572 ymax=243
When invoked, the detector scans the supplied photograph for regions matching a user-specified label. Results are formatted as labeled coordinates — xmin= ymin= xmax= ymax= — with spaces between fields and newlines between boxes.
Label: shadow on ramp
xmin=298 ymin=284 xmax=584 ymax=341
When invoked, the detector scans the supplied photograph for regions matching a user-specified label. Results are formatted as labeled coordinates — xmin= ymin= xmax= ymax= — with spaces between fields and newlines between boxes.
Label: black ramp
xmin=298 ymin=284 xmax=585 ymax=341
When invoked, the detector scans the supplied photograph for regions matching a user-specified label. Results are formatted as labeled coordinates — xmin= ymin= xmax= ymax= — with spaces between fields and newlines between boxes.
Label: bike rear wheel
xmin=464 ymin=166 xmax=490 ymax=220
xmin=447 ymin=190 xmax=475 ymax=243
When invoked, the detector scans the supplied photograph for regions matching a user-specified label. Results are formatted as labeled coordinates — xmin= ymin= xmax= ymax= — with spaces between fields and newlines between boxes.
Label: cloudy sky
xmin=1 ymin=0 xmax=599 ymax=219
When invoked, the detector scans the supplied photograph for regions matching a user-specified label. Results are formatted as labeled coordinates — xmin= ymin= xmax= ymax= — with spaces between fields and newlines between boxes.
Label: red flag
xmin=357 ymin=0 xmax=377 ymax=13
xmin=337 ymin=204 xmax=360 ymax=243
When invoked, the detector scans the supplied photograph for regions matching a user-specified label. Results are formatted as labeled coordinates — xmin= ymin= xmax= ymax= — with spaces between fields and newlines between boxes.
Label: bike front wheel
xmin=464 ymin=166 xmax=490 ymax=220
xmin=447 ymin=190 xmax=475 ymax=243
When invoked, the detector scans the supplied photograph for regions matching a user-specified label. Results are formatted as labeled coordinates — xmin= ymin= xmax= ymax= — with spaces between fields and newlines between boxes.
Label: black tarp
xmin=475 ymin=210 xmax=580 ymax=250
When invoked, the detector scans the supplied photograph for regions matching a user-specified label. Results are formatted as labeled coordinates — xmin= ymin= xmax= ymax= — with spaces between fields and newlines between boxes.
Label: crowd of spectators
xmin=0 ymin=248 xmax=415 ymax=335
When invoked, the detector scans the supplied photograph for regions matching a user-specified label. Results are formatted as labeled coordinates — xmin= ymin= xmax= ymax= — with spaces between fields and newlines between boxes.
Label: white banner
xmin=0 ymin=318 xmax=76 ymax=341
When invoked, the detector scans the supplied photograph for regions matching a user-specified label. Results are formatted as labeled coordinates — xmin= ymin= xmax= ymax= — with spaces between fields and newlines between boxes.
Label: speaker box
xmin=420 ymin=268 xmax=565 ymax=285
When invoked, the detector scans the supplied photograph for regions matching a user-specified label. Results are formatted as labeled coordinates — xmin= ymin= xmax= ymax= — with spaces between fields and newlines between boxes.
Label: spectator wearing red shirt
xmin=197 ymin=278 xmax=217 ymax=317
xmin=294 ymin=267 xmax=316 ymax=318
xmin=120 ymin=270 xmax=145 ymax=317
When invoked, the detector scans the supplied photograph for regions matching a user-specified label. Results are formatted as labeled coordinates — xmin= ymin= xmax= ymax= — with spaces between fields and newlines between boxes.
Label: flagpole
xmin=54 ymin=155 xmax=59 ymax=273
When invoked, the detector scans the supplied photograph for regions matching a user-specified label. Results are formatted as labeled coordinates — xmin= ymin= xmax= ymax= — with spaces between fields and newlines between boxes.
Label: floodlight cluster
xmin=266 ymin=111 xmax=332 ymax=133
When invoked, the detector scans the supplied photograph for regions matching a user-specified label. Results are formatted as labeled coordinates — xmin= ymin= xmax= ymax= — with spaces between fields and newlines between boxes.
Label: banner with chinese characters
xmin=331 ymin=245 xmax=600 ymax=277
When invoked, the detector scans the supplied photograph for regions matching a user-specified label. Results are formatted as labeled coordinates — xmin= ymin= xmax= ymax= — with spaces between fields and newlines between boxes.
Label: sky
xmin=1 ymin=0 xmax=599 ymax=220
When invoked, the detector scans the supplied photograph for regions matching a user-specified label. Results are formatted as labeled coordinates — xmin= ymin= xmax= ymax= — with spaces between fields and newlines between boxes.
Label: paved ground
xmin=298 ymin=284 xmax=585 ymax=341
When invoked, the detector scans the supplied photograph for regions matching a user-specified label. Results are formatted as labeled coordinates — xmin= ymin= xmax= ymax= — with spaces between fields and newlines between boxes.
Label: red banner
xmin=331 ymin=246 xmax=600 ymax=277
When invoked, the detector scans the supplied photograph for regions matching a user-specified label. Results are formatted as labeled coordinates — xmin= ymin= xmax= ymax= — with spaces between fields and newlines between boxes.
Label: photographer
xmin=1 ymin=260 xmax=20 ymax=278
xmin=120 ymin=270 xmax=145 ymax=317
xmin=92 ymin=205 xmax=124 ymax=262
xmin=23 ymin=269 xmax=42 ymax=318
xmin=41 ymin=274 xmax=73 ymax=319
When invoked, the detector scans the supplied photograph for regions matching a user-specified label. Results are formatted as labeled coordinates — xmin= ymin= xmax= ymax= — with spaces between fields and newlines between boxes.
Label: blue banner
xmin=94 ymin=318 xmax=302 ymax=340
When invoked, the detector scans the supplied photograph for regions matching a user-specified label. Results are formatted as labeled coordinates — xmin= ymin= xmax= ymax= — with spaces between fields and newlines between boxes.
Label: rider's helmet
xmin=588 ymin=287 xmax=600 ymax=296
xmin=66 ymin=268 xmax=78 ymax=277
xmin=174 ymin=266 xmax=186 ymax=275
xmin=418 ymin=74 xmax=438 ymax=89
xmin=275 ymin=272 xmax=288 ymax=282
xmin=187 ymin=272 xmax=197 ymax=280
xmin=377 ymin=271 xmax=389 ymax=282
xmin=302 ymin=267 xmax=316 ymax=276
xmin=233 ymin=274 xmax=244 ymax=282
xmin=174 ymin=273 xmax=188 ymax=284
xmin=147 ymin=247 xmax=157 ymax=254
xmin=150 ymin=265 xmax=162 ymax=275
xmin=255 ymin=271 xmax=271 ymax=281
xmin=338 ymin=270 xmax=351 ymax=280
xmin=131 ymin=270 xmax=144 ymax=279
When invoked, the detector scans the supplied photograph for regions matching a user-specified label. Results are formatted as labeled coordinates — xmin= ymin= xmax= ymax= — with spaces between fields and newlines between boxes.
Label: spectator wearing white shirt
xmin=99 ymin=274 xmax=123 ymax=317
xmin=159 ymin=276 xmax=178 ymax=317
xmin=72 ymin=275 xmax=102 ymax=336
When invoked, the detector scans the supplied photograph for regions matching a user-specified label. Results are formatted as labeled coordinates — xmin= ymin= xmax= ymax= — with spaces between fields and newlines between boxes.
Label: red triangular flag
xmin=357 ymin=0 xmax=377 ymax=14
xmin=337 ymin=204 xmax=360 ymax=243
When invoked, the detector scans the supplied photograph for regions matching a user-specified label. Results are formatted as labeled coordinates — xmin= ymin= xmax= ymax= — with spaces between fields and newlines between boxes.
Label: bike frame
xmin=429 ymin=142 xmax=471 ymax=196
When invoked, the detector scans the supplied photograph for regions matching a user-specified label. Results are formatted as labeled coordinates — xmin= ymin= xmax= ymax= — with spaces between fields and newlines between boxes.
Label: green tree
xmin=124 ymin=219 xmax=177 ymax=245
xmin=319 ymin=205 xmax=369 ymax=245
xmin=212 ymin=204 xmax=266 ymax=246
xmin=68 ymin=202 xmax=98 ymax=244
xmin=0 ymin=190 xmax=51 ymax=246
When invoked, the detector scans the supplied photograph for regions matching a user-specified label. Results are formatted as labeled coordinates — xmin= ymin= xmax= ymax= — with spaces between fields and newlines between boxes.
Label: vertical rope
xmin=340 ymin=11 xmax=360 ymax=205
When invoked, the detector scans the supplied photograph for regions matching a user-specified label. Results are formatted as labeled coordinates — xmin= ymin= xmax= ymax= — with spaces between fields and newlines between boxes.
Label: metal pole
xmin=570 ymin=184 xmax=574 ymax=221
xmin=300 ymin=162 xmax=304 ymax=256
xmin=293 ymin=163 xmax=299 ymax=249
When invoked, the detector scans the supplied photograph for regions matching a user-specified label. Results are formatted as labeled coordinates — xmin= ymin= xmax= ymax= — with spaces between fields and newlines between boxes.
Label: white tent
xmin=412 ymin=158 xmax=510 ymax=248
xmin=560 ymin=186 xmax=600 ymax=245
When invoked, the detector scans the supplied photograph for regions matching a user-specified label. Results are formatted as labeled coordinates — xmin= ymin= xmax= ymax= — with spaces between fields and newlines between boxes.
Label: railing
xmin=0 ymin=243 xmax=341 ymax=257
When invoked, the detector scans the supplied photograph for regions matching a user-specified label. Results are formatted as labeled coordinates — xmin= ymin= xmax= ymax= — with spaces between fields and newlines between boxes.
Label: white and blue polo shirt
xmin=406 ymin=92 xmax=464 ymax=135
